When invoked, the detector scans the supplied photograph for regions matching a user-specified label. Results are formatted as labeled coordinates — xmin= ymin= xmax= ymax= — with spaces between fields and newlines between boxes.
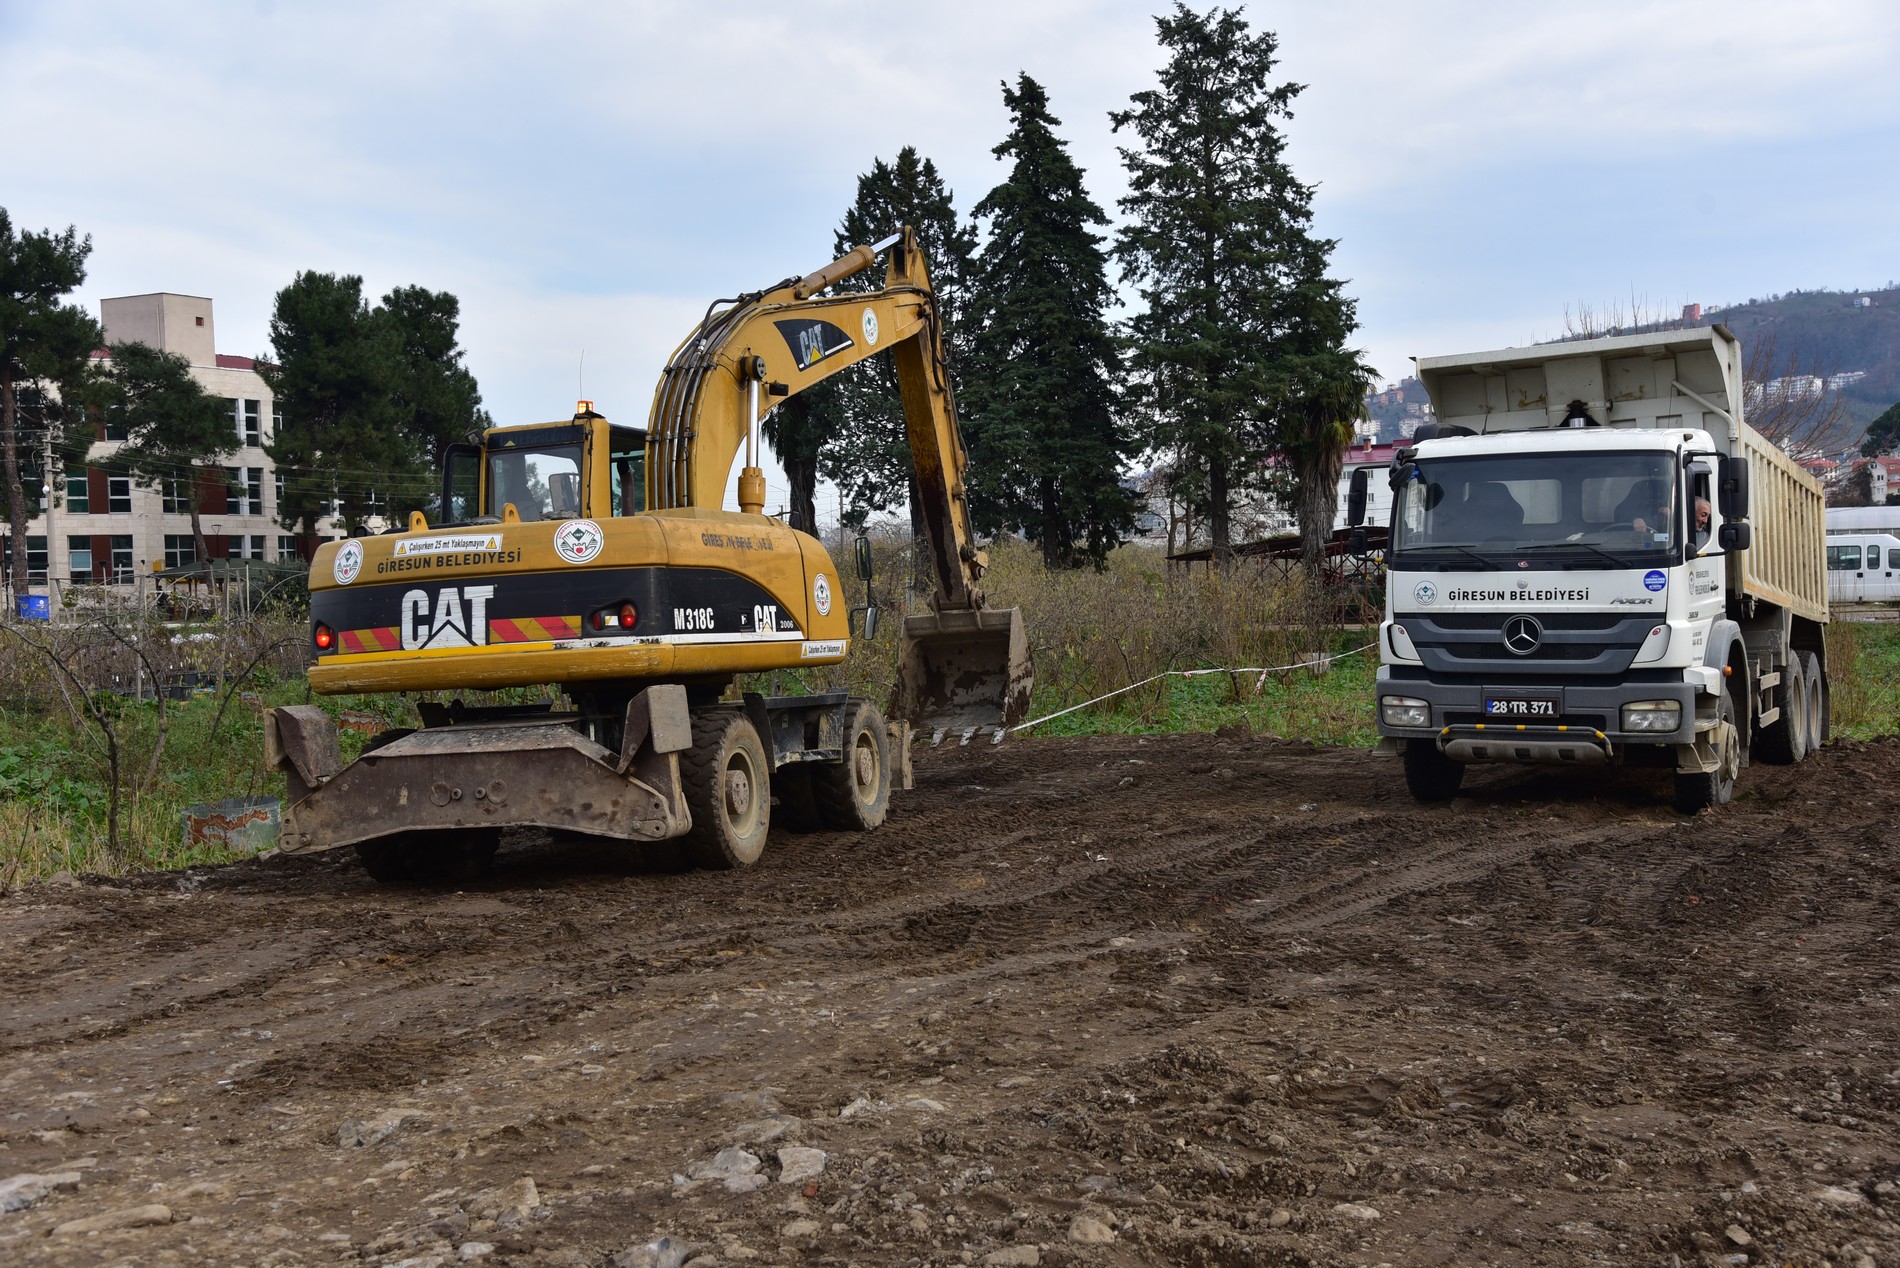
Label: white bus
xmin=1827 ymin=533 xmax=1900 ymax=604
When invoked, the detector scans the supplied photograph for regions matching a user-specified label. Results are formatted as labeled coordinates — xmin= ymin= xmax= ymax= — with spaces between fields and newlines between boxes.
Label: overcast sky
xmin=7 ymin=0 xmax=1898 ymax=513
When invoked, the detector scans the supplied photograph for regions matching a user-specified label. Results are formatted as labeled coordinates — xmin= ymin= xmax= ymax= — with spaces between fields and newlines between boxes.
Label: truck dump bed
xmin=1415 ymin=325 xmax=1826 ymax=623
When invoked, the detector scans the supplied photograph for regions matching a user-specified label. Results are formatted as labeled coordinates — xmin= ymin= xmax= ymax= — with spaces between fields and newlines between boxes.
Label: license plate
xmin=1484 ymin=695 xmax=1559 ymax=719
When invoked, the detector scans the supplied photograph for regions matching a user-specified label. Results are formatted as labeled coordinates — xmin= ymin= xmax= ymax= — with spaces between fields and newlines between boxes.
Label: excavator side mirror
xmin=854 ymin=535 xmax=873 ymax=583
xmin=855 ymin=605 xmax=879 ymax=641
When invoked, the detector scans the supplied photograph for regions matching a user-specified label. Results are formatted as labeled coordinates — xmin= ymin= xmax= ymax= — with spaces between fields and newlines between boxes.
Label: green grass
xmin=5 ymin=593 xmax=1898 ymax=886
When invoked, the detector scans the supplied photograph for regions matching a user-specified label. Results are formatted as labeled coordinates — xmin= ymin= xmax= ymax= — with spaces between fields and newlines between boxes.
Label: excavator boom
xmin=647 ymin=228 xmax=1030 ymax=737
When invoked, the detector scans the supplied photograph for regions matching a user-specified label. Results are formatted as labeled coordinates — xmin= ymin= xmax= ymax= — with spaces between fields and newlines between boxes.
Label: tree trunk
xmin=782 ymin=452 xmax=818 ymax=535
xmin=1 ymin=371 xmax=29 ymax=600
xmin=1208 ymin=456 xmax=1232 ymax=568
xmin=906 ymin=470 xmax=928 ymax=589
xmin=190 ymin=494 xmax=208 ymax=564
xmin=1041 ymin=474 xmax=1061 ymax=569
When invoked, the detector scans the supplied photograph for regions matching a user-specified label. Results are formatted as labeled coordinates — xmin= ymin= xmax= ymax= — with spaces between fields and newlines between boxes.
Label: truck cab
xmin=1360 ymin=328 xmax=1829 ymax=813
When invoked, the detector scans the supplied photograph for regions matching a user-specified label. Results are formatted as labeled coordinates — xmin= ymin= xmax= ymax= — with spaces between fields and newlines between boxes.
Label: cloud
xmin=6 ymin=0 xmax=1897 ymax=447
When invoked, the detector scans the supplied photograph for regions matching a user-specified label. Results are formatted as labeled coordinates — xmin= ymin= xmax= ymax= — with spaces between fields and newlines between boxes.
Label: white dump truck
xmin=1347 ymin=326 xmax=1829 ymax=813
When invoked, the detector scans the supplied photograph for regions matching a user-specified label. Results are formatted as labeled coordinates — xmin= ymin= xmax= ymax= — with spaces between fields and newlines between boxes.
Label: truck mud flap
xmin=268 ymin=687 xmax=693 ymax=853
xmin=890 ymin=606 xmax=1032 ymax=744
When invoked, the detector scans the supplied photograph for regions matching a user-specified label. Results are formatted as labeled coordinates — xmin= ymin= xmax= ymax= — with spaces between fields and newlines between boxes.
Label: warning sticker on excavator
xmin=395 ymin=533 xmax=503 ymax=557
xmin=813 ymin=572 xmax=833 ymax=616
xmin=801 ymin=640 xmax=845 ymax=659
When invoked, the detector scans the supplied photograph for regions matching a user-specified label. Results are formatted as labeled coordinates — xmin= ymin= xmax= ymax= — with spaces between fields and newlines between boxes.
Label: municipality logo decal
xmin=333 ymin=540 xmax=364 ymax=585
xmin=1413 ymin=581 xmax=1437 ymax=606
xmin=1644 ymin=569 xmax=1667 ymax=592
xmin=553 ymin=519 xmax=604 ymax=564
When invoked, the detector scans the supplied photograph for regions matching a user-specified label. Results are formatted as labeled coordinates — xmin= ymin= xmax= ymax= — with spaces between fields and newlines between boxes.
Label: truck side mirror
xmin=1346 ymin=467 xmax=1369 ymax=527
xmin=854 ymin=535 xmax=873 ymax=583
xmin=1719 ymin=455 xmax=1750 ymax=520
xmin=1348 ymin=528 xmax=1369 ymax=557
xmin=1718 ymin=521 xmax=1751 ymax=552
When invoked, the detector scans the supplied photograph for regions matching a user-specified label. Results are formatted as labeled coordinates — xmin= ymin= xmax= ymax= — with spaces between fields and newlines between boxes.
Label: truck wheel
xmin=772 ymin=765 xmax=820 ymax=832
xmin=1803 ymin=651 xmax=1828 ymax=749
xmin=813 ymin=700 xmax=893 ymax=830
xmin=682 ymin=710 xmax=771 ymax=868
xmin=1753 ymin=658 xmax=1807 ymax=765
xmin=354 ymin=829 xmax=498 ymax=884
xmin=1402 ymin=739 xmax=1465 ymax=803
xmin=1673 ymin=685 xmax=1739 ymax=814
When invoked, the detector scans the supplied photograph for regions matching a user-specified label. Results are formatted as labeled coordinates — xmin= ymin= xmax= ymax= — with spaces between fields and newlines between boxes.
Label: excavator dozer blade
xmin=891 ymin=607 xmax=1033 ymax=744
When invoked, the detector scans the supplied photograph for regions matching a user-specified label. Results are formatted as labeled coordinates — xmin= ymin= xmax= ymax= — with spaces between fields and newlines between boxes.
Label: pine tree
xmin=802 ymin=148 xmax=976 ymax=550
xmin=963 ymin=74 xmax=1133 ymax=569
xmin=261 ymin=272 xmax=407 ymax=543
xmin=1113 ymin=3 xmax=1369 ymax=567
xmin=0 ymin=210 xmax=101 ymax=597
xmin=379 ymin=285 xmax=491 ymax=474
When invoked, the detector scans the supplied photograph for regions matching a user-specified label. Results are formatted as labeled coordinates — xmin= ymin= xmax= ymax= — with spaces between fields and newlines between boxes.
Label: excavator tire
xmin=771 ymin=765 xmax=821 ymax=833
xmin=354 ymin=829 xmax=499 ymax=884
xmin=681 ymin=709 xmax=770 ymax=869
xmin=812 ymin=699 xmax=892 ymax=831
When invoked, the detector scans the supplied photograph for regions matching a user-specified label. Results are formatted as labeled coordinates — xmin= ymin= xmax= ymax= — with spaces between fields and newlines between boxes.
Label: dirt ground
xmin=3 ymin=731 xmax=1898 ymax=1268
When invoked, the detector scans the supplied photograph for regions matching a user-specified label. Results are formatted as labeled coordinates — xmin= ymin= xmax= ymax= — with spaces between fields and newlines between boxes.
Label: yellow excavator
xmin=267 ymin=228 xmax=1030 ymax=880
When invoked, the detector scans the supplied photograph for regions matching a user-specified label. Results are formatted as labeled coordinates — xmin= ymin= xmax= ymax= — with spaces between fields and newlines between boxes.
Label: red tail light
xmin=591 ymin=603 xmax=638 ymax=632
xmin=314 ymin=622 xmax=335 ymax=651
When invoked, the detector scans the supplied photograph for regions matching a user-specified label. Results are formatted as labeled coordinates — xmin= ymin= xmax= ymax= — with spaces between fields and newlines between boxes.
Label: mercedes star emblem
xmin=1502 ymin=615 xmax=1543 ymax=655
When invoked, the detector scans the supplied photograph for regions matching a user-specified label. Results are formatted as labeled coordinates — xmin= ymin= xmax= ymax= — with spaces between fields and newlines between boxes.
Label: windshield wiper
xmin=1397 ymin=543 xmax=1495 ymax=569
xmin=1516 ymin=541 xmax=1629 ymax=568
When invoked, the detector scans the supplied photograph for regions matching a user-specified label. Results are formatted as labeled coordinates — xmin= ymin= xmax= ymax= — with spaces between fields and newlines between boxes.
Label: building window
xmin=164 ymin=534 xmax=196 ymax=569
xmin=230 ymin=534 xmax=267 ymax=561
xmin=277 ymin=535 xmax=299 ymax=562
xmin=110 ymin=536 xmax=133 ymax=584
xmin=68 ymin=537 xmax=93 ymax=585
xmin=162 ymin=477 xmax=190 ymax=514
xmin=225 ymin=466 xmax=263 ymax=516
xmin=66 ymin=474 xmax=90 ymax=514
xmin=108 ymin=476 xmax=132 ymax=514
xmin=26 ymin=535 xmax=47 ymax=583
xmin=274 ymin=473 xmax=285 ymax=506
xmin=241 ymin=399 xmax=261 ymax=447
xmin=101 ymin=410 xmax=129 ymax=442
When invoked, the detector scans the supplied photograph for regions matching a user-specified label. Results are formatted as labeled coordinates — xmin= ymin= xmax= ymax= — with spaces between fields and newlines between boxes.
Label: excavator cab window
xmin=610 ymin=426 xmax=646 ymax=517
xmin=486 ymin=427 xmax=584 ymax=522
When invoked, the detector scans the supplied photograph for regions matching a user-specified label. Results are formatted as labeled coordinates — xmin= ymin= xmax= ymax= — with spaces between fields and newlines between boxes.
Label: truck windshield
xmin=487 ymin=444 xmax=583 ymax=521
xmin=1391 ymin=451 xmax=1679 ymax=565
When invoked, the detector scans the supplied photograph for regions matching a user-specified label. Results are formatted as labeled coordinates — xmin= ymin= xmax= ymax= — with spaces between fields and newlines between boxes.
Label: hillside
xmin=1701 ymin=285 xmax=1900 ymax=428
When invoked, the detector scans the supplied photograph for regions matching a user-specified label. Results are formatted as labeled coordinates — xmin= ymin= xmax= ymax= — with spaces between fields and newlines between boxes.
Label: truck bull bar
xmin=1437 ymin=723 xmax=1612 ymax=766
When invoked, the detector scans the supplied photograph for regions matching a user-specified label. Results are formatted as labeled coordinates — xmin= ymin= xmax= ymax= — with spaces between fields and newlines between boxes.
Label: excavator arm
xmin=648 ymin=228 xmax=984 ymax=610
xmin=647 ymin=228 xmax=1030 ymax=736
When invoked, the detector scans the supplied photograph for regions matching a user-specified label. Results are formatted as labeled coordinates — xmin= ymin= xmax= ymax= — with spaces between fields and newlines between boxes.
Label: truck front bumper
xmin=1374 ymin=674 xmax=1700 ymax=765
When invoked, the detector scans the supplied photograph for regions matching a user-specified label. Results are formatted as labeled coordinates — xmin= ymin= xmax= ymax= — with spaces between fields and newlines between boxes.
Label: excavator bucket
xmin=891 ymin=607 xmax=1033 ymax=743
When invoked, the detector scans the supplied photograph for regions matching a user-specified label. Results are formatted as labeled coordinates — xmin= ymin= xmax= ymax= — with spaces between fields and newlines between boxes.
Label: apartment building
xmin=13 ymin=293 xmax=306 ymax=592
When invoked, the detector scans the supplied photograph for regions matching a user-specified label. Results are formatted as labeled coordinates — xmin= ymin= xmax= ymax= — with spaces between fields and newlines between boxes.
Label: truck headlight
xmin=1381 ymin=696 xmax=1430 ymax=728
xmin=1620 ymin=700 xmax=1682 ymax=732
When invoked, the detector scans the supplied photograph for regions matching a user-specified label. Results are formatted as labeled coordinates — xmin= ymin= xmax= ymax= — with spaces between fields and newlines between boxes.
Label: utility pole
xmin=42 ymin=424 xmax=57 ymax=619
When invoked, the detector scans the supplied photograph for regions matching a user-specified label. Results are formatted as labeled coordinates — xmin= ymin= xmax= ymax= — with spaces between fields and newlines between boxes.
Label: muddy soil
xmin=3 ymin=733 xmax=1898 ymax=1267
